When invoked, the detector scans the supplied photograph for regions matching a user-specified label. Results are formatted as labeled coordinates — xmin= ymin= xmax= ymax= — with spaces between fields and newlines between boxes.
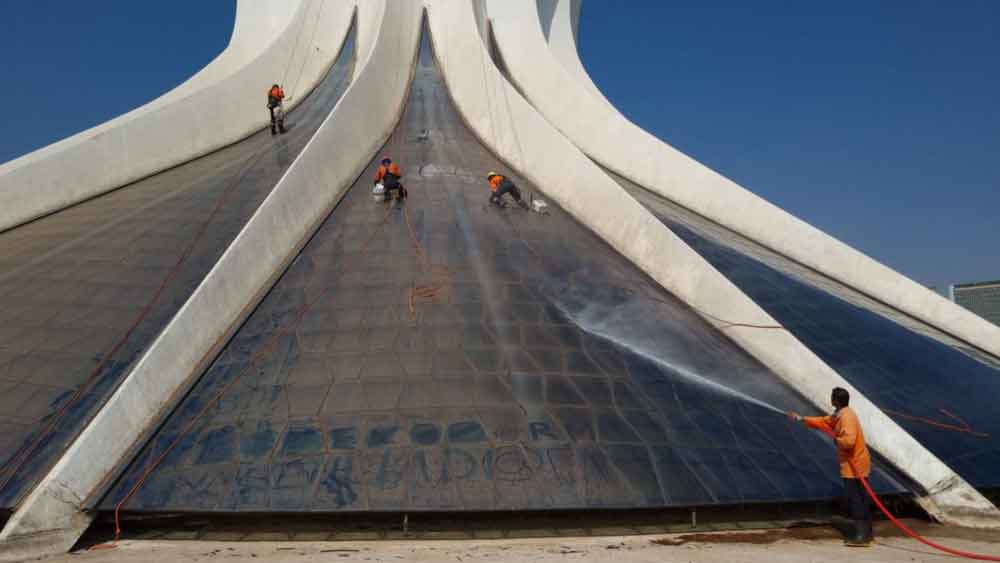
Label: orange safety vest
xmin=488 ymin=175 xmax=505 ymax=192
xmin=804 ymin=406 xmax=871 ymax=479
xmin=268 ymin=86 xmax=285 ymax=101
xmin=374 ymin=163 xmax=402 ymax=182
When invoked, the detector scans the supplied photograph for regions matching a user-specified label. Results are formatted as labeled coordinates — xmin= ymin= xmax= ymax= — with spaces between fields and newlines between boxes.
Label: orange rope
xmin=401 ymin=182 xmax=452 ymax=321
xmin=618 ymin=286 xmax=785 ymax=331
xmin=883 ymin=408 xmax=990 ymax=438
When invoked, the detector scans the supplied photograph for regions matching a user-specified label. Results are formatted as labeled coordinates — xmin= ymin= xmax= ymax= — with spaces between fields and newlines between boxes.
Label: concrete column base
xmin=0 ymin=513 xmax=93 ymax=562
xmin=917 ymin=478 xmax=1000 ymax=529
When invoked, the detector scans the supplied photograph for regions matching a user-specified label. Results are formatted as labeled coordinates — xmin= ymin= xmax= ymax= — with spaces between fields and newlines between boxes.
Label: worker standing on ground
xmin=486 ymin=171 xmax=528 ymax=208
xmin=267 ymin=83 xmax=286 ymax=135
xmin=374 ymin=156 xmax=407 ymax=201
xmin=789 ymin=387 xmax=873 ymax=547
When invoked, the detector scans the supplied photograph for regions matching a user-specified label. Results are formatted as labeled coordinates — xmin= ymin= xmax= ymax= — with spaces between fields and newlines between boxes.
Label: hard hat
xmin=486 ymin=171 xmax=498 ymax=179
xmin=382 ymin=155 xmax=391 ymax=163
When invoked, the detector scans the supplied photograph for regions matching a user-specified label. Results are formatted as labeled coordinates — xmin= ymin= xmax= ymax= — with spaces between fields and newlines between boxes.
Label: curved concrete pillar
xmin=355 ymin=0 xmax=387 ymax=80
xmin=487 ymin=0 xmax=1000 ymax=363
xmin=0 ymin=0 xmax=352 ymax=233
xmin=0 ymin=2 xmax=424 ymax=559
xmin=539 ymin=0 xmax=616 ymax=111
xmin=430 ymin=0 xmax=999 ymax=529
xmin=190 ymin=2 xmax=300 ymax=88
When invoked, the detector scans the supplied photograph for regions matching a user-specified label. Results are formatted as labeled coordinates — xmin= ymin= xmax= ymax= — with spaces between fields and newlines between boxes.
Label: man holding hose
xmin=789 ymin=387 xmax=873 ymax=547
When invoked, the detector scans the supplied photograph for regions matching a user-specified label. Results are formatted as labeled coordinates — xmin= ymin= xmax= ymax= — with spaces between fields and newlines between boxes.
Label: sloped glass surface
xmin=101 ymin=28 xmax=906 ymax=513
xmin=626 ymin=181 xmax=1000 ymax=491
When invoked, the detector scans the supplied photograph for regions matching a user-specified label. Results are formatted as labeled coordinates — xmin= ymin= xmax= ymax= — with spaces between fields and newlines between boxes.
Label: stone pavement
xmin=41 ymin=520 xmax=1000 ymax=563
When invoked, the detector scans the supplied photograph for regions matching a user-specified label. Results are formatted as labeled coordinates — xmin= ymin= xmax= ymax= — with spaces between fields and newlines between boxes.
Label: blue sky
xmin=1 ymin=1 xmax=997 ymax=291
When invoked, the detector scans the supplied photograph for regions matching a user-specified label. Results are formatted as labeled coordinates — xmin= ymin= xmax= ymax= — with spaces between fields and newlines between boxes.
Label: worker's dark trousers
xmin=384 ymin=185 xmax=407 ymax=200
xmin=490 ymin=182 xmax=521 ymax=205
xmin=268 ymin=103 xmax=283 ymax=133
xmin=844 ymin=478 xmax=872 ymax=537
xmin=382 ymin=175 xmax=406 ymax=200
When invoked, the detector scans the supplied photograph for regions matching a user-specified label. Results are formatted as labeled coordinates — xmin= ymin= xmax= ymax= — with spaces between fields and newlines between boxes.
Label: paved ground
xmin=43 ymin=521 xmax=1000 ymax=562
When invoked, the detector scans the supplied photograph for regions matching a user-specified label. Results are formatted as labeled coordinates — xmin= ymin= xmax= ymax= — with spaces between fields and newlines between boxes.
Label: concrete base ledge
xmin=0 ymin=0 xmax=353 ymax=233
xmin=0 ymin=2 xmax=424 ymax=559
xmin=0 ymin=528 xmax=86 ymax=562
xmin=428 ymin=0 xmax=999 ymax=529
xmin=920 ymin=478 xmax=1000 ymax=529
xmin=489 ymin=0 xmax=1000 ymax=362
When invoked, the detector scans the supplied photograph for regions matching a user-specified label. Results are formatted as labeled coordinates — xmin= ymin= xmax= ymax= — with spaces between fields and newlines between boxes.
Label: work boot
xmin=830 ymin=515 xmax=851 ymax=535
xmin=861 ymin=520 xmax=874 ymax=543
xmin=844 ymin=520 xmax=872 ymax=547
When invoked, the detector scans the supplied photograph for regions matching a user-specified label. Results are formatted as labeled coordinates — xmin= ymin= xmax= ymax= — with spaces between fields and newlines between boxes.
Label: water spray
xmin=548 ymin=292 xmax=786 ymax=415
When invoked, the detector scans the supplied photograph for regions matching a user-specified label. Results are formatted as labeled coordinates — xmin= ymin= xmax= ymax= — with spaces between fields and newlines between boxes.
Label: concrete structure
xmin=951 ymin=280 xmax=1000 ymax=327
xmin=1 ymin=1 xmax=998 ymax=560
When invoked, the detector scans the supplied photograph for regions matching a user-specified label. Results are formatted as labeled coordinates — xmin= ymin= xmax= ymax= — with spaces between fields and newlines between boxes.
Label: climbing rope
xmin=403 ymin=202 xmax=454 ymax=321
xmin=883 ymin=407 xmax=990 ymax=438
xmin=287 ymin=0 xmax=328 ymax=101
xmin=279 ymin=3 xmax=311 ymax=91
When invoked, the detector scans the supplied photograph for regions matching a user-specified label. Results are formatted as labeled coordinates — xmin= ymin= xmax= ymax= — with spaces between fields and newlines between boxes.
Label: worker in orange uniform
xmin=789 ymin=387 xmax=873 ymax=547
xmin=486 ymin=171 xmax=527 ymax=208
xmin=267 ymin=84 xmax=286 ymax=135
xmin=374 ymin=156 xmax=407 ymax=201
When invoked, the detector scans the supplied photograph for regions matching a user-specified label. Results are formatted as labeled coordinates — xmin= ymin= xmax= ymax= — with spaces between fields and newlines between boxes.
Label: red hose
xmin=854 ymin=464 xmax=1000 ymax=560
xmin=800 ymin=422 xmax=1000 ymax=560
